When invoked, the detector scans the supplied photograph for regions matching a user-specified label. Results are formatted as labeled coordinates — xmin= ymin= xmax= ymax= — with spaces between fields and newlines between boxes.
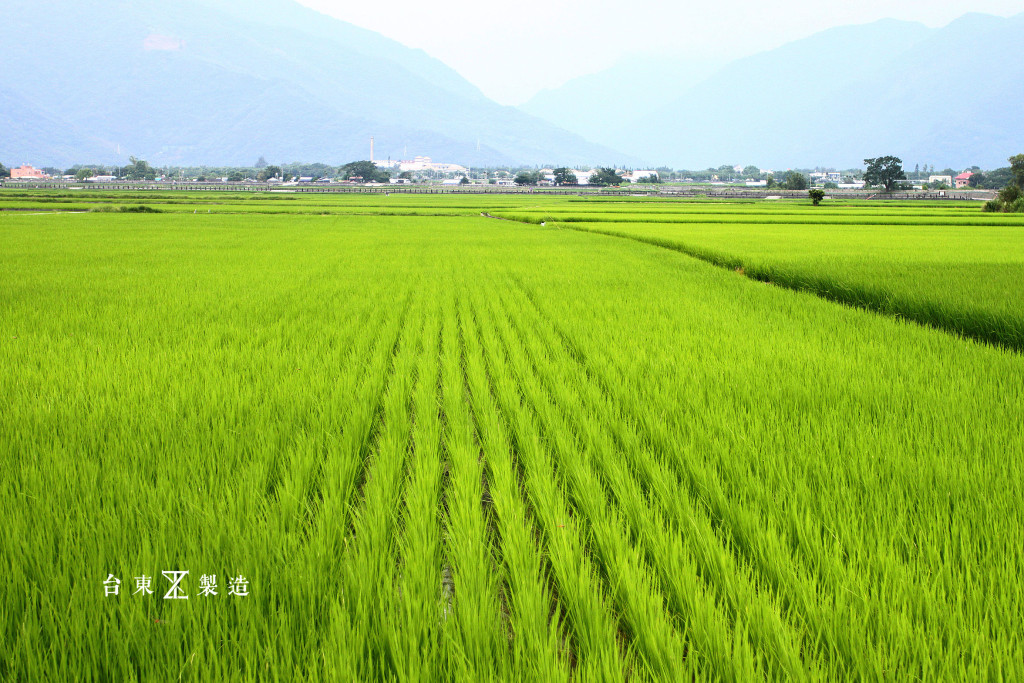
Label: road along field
xmin=1 ymin=194 xmax=1022 ymax=681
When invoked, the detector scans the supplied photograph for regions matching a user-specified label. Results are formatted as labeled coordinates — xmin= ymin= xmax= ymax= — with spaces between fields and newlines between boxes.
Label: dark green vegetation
xmin=2 ymin=191 xmax=1022 ymax=680
xmin=863 ymin=156 xmax=906 ymax=192
xmin=983 ymin=154 xmax=1024 ymax=213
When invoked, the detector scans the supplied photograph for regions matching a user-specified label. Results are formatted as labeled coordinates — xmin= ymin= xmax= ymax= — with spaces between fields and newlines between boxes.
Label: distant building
xmin=11 ymin=165 xmax=49 ymax=179
xmin=382 ymin=156 xmax=469 ymax=174
xmin=574 ymin=170 xmax=594 ymax=185
xmin=627 ymin=170 xmax=660 ymax=183
xmin=809 ymin=171 xmax=841 ymax=184
xmin=929 ymin=175 xmax=953 ymax=186
xmin=954 ymin=172 xmax=973 ymax=189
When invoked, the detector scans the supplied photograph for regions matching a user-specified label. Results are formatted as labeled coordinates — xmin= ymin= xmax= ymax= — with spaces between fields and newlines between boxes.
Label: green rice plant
xmin=2 ymin=198 xmax=1023 ymax=681
xmin=540 ymin=217 xmax=1024 ymax=350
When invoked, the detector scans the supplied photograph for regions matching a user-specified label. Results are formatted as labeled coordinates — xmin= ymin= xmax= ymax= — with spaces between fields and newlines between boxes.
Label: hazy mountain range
xmin=0 ymin=0 xmax=628 ymax=167
xmin=1 ymin=2 xmax=1021 ymax=170
xmin=532 ymin=13 xmax=1024 ymax=170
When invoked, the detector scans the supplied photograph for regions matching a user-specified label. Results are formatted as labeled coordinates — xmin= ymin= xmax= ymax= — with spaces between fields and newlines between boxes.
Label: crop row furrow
xmin=502 ymin=274 xmax=882 ymax=674
xmin=476 ymin=290 xmax=692 ymax=680
xmin=439 ymin=291 xmax=507 ymax=678
xmin=467 ymin=285 xmax=630 ymax=680
xmin=264 ymin=299 xmax=386 ymax=548
xmin=507 ymin=268 xmax=1005 ymax=676
xmin=336 ymin=290 xmax=426 ymax=678
xmin=460 ymin=286 xmax=573 ymax=682
xmin=391 ymin=299 xmax=445 ymax=681
xmin=490 ymin=280 xmax=811 ymax=679
xmin=484 ymin=277 xmax=798 ymax=680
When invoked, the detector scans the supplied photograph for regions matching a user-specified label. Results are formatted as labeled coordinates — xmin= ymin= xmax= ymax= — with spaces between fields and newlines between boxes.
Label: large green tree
xmin=124 ymin=156 xmax=156 ymax=181
xmin=552 ymin=168 xmax=577 ymax=186
xmin=588 ymin=168 xmax=625 ymax=186
xmin=782 ymin=171 xmax=808 ymax=190
xmin=1009 ymin=154 xmax=1024 ymax=189
xmin=514 ymin=171 xmax=541 ymax=186
xmin=0 ymin=163 xmax=9 ymax=178
xmin=863 ymin=156 xmax=906 ymax=192
xmin=340 ymin=160 xmax=389 ymax=183
xmin=258 ymin=165 xmax=282 ymax=181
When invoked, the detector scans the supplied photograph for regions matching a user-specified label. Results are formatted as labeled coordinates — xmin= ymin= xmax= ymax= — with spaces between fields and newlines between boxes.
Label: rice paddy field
xmin=2 ymin=191 xmax=1022 ymax=681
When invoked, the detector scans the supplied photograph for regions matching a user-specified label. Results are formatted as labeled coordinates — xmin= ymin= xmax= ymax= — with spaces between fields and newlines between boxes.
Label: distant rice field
xmin=2 ymin=192 xmax=1022 ymax=681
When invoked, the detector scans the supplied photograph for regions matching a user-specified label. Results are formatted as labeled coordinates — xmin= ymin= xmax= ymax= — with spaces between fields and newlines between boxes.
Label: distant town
xmin=0 ymin=156 xmax=1013 ymax=192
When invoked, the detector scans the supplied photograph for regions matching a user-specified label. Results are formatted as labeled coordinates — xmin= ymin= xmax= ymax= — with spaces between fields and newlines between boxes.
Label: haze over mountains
xmin=0 ymin=0 xmax=627 ymax=167
xmin=1 ymin=1 xmax=1021 ymax=170
xmin=532 ymin=13 xmax=1024 ymax=170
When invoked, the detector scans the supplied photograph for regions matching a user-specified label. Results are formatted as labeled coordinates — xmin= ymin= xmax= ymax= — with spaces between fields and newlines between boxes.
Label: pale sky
xmin=296 ymin=0 xmax=1024 ymax=105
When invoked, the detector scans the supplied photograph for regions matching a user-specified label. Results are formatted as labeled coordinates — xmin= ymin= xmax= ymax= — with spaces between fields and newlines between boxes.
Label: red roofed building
xmin=954 ymin=172 xmax=973 ymax=189
xmin=11 ymin=165 xmax=50 ymax=180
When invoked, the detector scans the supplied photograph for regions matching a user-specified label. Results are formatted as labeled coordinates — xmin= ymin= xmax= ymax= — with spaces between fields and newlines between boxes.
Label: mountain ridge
xmin=527 ymin=14 xmax=1023 ymax=169
xmin=0 ymin=0 xmax=632 ymax=167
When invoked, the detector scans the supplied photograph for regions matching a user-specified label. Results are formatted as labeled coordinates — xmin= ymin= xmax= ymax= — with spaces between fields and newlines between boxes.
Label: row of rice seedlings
xmin=459 ymin=292 xmax=572 ymax=683
xmin=465 ymin=290 xmax=630 ymax=680
xmin=390 ymin=301 xmax=445 ymax=681
xmin=440 ymin=289 xmax=507 ymax=678
xmin=260 ymin=281 xmax=385 ymax=516
xmin=515 ymin=282 xmax=908 ymax=676
xmin=499 ymin=274 xmax=885 ymax=674
xmin=300 ymin=287 xmax=415 ymax=679
xmin=488 ymin=280 xmax=809 ymax=680
xmin=472 ymin=283 xmax=700 ymax=680
xmin=334 ymin=290 xmax=427 ymax=677
xmin=505 ymin=244 xmax=1023 ymax=677
xmin=0 ymin=219 xmax=420 ymax=679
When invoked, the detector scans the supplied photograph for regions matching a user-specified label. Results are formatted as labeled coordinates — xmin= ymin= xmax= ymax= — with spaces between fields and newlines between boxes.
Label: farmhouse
xmin=11 ymin=164 xmax=50 ymax=179
xmin=954 ymin=172 xmax=973 ymax=189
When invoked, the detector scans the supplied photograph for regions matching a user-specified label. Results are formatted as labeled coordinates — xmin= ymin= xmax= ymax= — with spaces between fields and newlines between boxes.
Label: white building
xmin=627 ymin=170 xmax=660 ymax=183
xmin=810 ymin=171 xmax=841 ymax=184
xmin=376 ymin=156 xmax=468 ymax=174
xmin=574 ymin=170 xmax=594 ymax=185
